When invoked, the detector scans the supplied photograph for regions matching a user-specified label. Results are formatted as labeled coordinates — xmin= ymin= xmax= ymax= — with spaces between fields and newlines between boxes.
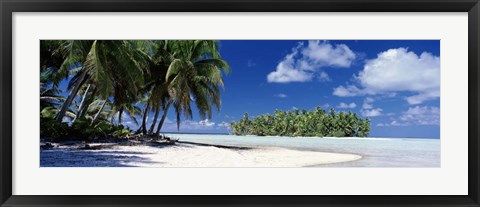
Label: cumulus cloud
xmin=302 ymin=41 xmax=356 ymax=67
xmin=400 ymin=106 xmax=440 ymax=125
xmin=274 ymin=93 xmax=288 ymax=98
xmin=332 ymin=48 xmax=440 ymax=105
xmin=337 ymin=102 xmax=357 ymax=109
xmin=358 ymin=97 xmax=382 ymax=117
xmin=318 ymin=71 xmax=331 ymax=82
xmin=377 ymin=106 xmax=440 ymax=127
xmin=333 ymin=85 xmax=364 ymax=97
xmin=362 ymin=97 xmax=374 ymax=109
xmin=267 ymin=41 xmax=356 ymax=83
xmin=362 ymin=108 xmax=383 ymax=117
xmin=267 ymin=48 xmax=313 ymax=83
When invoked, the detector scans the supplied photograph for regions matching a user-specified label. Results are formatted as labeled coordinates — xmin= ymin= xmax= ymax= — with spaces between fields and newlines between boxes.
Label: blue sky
xmin=61 ymin=40 xmax=441 ymax=138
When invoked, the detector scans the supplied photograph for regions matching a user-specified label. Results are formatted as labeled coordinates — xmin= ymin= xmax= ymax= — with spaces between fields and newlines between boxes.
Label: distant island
xmin=230 ymin=107 xmax=370 ymax=137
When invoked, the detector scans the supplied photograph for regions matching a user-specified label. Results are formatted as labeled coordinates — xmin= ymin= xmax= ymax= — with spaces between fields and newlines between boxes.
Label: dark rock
xmin=40 ymin=142 xmax=55 ymax=150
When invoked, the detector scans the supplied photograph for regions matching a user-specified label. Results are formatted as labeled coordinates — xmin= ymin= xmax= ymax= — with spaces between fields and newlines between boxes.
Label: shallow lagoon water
xmin=166 ymin=134 xmax=440 ymax=167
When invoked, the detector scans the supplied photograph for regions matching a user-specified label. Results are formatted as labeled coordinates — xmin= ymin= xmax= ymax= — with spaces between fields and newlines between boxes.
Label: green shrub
xmin=40 ymin=117 xmax=69 ymax=140
xmin=70 ymin=118 xmax=95 ymax=139
xmin=71 ymin=119 xmax=126 ymax=140
xmin=112 ymin=129 xmax=131 ymax=137
xmin=40 ymin=116 xmax=132 ymax=141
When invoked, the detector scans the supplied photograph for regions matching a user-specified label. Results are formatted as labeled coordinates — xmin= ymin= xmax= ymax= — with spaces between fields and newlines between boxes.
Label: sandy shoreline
xmin=40 ymin=142 xmax=362 ymax=167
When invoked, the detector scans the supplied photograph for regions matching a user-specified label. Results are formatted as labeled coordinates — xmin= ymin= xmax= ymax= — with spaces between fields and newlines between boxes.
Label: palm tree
xmin=89 ymin=99 xmax=109 ymax=124
xmin=53 ymin=40 xmax=151 ymax=123
xmin=40 ymin=82 xmax=63 ymax=111
xmin=154 ymin=40 xmax=230 ymax=136
xmin=127 ymin=40 xmax=173 ymax=135
xmin=136 ymin=95 xmax=151 ymax=135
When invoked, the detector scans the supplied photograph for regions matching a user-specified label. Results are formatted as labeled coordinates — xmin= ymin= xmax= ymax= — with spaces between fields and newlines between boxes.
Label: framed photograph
xmin=1 ymin=0 xmax=479 ymax=206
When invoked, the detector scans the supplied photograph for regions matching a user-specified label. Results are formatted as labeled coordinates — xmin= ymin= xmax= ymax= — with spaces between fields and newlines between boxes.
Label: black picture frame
xmin=1 ymin=0 xmax=479 ymax=206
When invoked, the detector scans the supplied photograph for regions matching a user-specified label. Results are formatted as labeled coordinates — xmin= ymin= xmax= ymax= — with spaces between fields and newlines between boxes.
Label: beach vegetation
xmin=230 ymin=107 xmax=371 ymax=137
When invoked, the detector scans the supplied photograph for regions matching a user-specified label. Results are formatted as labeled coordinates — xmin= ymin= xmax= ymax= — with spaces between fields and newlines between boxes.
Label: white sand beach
xmin=40 ymin=142 xmax=362 ymax=167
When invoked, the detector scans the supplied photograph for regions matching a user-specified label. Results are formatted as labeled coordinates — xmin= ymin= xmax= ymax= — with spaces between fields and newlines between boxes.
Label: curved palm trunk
xmin=72 ymin=83 xmax=91 ymax=123
xmin=78 ymin=89 xmax=96 ymax=120
xmin=155 ymin=102 xmax=172 ymax=136
xmin=91 ymin=100 xmax=107 ymax=125
xmin=147 ymin=106 xmax=160 ymax=135
xmin=136 ymin=101 xmax=150 ymax=135
xmin=54 ymin=70 xmax=87 ymax=123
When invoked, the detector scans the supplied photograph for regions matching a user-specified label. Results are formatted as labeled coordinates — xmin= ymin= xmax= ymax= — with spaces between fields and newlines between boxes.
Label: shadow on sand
xmin=40 ymin=149 xmax=160 ymax=167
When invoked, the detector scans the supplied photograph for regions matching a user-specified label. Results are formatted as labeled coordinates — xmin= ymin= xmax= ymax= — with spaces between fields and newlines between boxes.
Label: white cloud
xmin=377 ymin=120 xmax=411 ymax=127
xmin=302 ymin=40 xmax=356 ymax=67
xmin=318 ymin=71 xmax=331 ymax=82
xmin=267 ymin=41 xmax=356 ymax=83
xmin=333 ymin=85 xmax=364 ymax=97
xmin=362 ymin=108 xmax=383 ymax=117
xmin=362 ymin=97 xmax=374 ymax=109
xmin=337 ymin=102 xmax=357 ymax=109
xmin=359 ymin=97 xmax=383 ymax=117
xmin=400 ymin=106 xmax=440 ymax=125
xmin=267 ymin=48 xmax=313 ymax=83
xmin=274 ymin=93 xmax=288 ymax=98
xmin=332 ymin=48 xmax=440 ymax=105
xmin=377 ymin=106 xmax=440 ymax=127
xmin=217 ymin=122 xmax=230 ymax=128
xmin=198 ymin=119 xmax=215 ymax=127
xmin=163 ymin=119 xmax=216 ymax=130
xmin=405 ymin=90 xmax=440 ymax=105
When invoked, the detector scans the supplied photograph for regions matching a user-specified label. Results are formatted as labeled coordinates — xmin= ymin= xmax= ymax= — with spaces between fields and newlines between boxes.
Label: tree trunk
xmin=54 ymin=70 xmax=87 ymax=123
xmin=72 ymin=83 xmax=91 ymax=123
xmin=78 ymin=89 xmax=96 ymax=120
xmin=118 ymin=107 xmax=124 ymax=126
xmin=91 ymin=100 xmax=107 ymax=125
xmin=136 ymin=101 xmax=150 ymax=135
xmin=148 ymin=106 xmax=160 ymax=135
xmin=155 ymin=102 xmax=172 ymax=136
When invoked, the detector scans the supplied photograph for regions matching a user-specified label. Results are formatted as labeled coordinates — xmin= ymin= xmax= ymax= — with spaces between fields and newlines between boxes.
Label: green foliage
xmin=112 ymin=129 xmax=131 ymax=137
xmin=70 ymin=118 xmax=126 ymax=140
xmin=40 ymin=117 xmax=127 ymax=141
xmin=40 ymin=117 xmax=69 ymax=141
xmin=230 ymin=106 xmax=371 ymax=137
